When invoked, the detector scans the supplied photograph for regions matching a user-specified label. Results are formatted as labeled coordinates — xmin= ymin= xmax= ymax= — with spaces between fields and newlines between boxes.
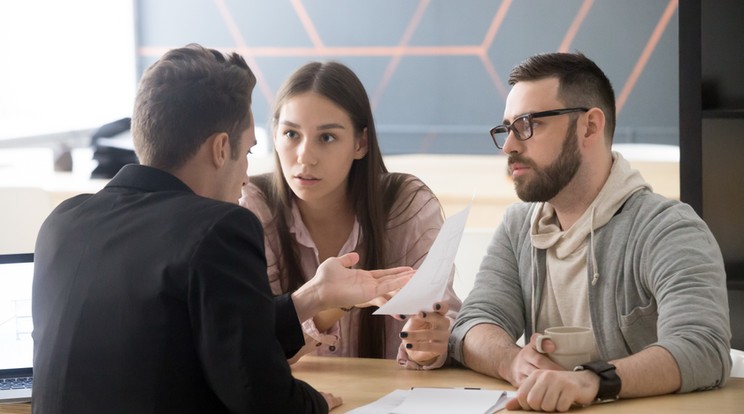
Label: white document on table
xmin=393 ymin=388 xmax=515 ymax=414
xmin=374 ymin=205 xmax=470 ymax=316
xmin=347 ymin=388 xmax=516 ymax=414
xmin=345 ymin=389 xmax=409 ymax=414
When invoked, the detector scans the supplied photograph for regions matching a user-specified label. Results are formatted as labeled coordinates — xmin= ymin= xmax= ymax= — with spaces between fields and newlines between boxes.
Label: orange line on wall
xmin=139 ymin=45 xmax=483 ymax=58
xmin=481 ymin=0 xmax=512 ymax=51
xmin=213 ymin=0 xmax=274 ymax=105
xmin=480 ymin=54 xmax=508 ymax=99
xmin=616 ymin=0 xmax=678 ymax=114
xmin=291 ymin=0 xmax=324 ymax=48
xmin=399 ymin=0 xmax=429 ymax=45
xmin=139 ymin=0 xmax=521 ymax=108
xmin=479 ymin=0 xmax=512 ymax=98
xmin=558 ymin=0 xmax=593 ymax=52
xmin=371 ymin=0 xmax=430 ymax=109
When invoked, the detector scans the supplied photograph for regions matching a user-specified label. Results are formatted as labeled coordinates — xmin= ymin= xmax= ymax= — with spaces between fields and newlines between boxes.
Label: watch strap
xmin=574 ymin=360 xmax=621 ymax=403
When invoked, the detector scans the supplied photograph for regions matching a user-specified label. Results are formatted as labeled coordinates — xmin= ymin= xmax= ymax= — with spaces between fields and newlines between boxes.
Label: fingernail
xmin=399 ymin=314 xmax=407 ymax=320
xmin=399 ymin=332 xmax=408 ymax=338
xmin=435 ymin=303 xmax=441 ymax=311
xmin=406 ymin=343 xmax=413 ymax=349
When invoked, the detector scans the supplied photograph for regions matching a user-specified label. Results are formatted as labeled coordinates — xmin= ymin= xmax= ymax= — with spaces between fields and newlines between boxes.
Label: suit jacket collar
xmin=106 ymin=164 xmax=194 ymax=194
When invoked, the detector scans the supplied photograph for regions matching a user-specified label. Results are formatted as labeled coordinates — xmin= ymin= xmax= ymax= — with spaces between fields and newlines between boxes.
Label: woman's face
xmin=274 ymin=92 xmax=368 ymax=206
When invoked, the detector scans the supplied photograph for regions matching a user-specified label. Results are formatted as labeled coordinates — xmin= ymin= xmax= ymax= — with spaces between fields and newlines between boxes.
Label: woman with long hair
xmin=240 ymin=61 xmax=460 ymax=369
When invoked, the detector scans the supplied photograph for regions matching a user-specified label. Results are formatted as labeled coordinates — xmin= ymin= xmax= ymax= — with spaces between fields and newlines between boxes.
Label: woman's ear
xmin=354 ymin=127 xmax=369 ymax=160
xmin=210 ymin=132 xmax=230 ymax=168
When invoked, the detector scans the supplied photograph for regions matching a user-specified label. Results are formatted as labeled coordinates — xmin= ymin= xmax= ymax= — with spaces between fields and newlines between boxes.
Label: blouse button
xmin=329 ymin=345 xmax=336 ymax=352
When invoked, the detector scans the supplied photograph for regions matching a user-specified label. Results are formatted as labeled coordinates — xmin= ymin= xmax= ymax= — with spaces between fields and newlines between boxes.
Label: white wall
xmin=0 ymin=0 xmax=136 ymax=144
xmin=453 ymin=227 xmax=494 ymax=300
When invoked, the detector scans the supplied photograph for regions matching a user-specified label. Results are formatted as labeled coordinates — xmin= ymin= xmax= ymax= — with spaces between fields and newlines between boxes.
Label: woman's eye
xmin=284 ymin=130 xmax=299 ymax=140
xmin=320 ymin=133 xmax=336 ymax=143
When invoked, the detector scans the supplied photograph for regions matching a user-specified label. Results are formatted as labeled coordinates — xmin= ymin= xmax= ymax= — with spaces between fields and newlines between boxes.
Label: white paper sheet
xmin=392 ymin=388 xmax=511 ymax=414
xmin=374 ymin=205 xmax=471 ymax=316
xmin=345 ymin=389 xmax=408 ymax=414
xmin=346 ymin=388 xmax=517 ymax=414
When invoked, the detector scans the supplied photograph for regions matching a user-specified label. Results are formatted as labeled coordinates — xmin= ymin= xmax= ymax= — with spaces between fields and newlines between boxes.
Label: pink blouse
xmin=240 ymin=175 xmax=461 ymax=369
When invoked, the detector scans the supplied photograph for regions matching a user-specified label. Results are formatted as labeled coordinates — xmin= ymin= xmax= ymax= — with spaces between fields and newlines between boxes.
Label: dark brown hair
xmin=508 ymin=52 xmax=616 ymax=142
xmin=254 ymin=61 xmax=436 ymax=358
xmin=132 ymin=44 xmax=256 ymax=170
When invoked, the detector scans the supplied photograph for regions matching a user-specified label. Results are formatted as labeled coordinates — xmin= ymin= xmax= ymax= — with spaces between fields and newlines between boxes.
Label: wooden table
xmin=0 ymin=403 xmax=28 ymax=414
xmin=293 ymin=355 xmax=514 ymax=412
xmin=291 ymin=356 xmax=744 ymax=413
xmin=3 ymin=356 xmax=742 ymax=413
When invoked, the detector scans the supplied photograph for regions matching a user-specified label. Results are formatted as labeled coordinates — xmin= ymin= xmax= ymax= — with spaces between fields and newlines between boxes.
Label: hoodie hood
xmin=529 ymin=152 xmax=651 ymax=335
xmin=530 ymin=151 xmax=651 ymax=255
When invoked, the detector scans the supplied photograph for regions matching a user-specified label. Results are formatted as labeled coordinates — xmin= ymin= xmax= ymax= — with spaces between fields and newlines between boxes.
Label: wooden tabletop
xmin=3 ymin=356 xmax=740 ymax=413
xmin=290 ymin=356 xmax=744 ymax=413
xmin=293 ymin=355 xmax=514 ymax=412
xmin=0 ymin=403 xmax=28 ymax=414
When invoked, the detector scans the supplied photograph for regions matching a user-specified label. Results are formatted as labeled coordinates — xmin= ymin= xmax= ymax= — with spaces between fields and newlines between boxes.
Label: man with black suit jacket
xmin=32 ymin=44 xmax=412 ymax=413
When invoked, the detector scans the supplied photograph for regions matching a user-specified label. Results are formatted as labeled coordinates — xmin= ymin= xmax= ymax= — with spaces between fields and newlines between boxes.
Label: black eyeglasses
xmin=489 ymin=107 xmax=589 ymax=149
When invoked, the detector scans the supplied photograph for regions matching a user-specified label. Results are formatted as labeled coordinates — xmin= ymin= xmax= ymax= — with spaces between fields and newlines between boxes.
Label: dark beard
xmin=510 ymin=120 xmax=581 ymax=202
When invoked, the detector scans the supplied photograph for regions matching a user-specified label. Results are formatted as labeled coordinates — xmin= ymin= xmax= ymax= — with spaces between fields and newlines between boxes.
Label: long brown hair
xmin=254 ymin=61 xmax=431 ymax=358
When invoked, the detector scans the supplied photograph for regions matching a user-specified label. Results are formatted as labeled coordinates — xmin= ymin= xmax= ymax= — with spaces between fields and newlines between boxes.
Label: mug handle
xmin=535 ymin=334 xmax=551 ymax=353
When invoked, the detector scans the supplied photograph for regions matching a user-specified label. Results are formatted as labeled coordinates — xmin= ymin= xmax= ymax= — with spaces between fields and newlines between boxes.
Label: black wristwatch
xmin=573 ymin=361 xmax=621 ymax=403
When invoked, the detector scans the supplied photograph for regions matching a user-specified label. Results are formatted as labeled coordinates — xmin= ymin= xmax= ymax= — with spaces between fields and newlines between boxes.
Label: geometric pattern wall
xmin=136 ymin=0 xmax=679 ymax=154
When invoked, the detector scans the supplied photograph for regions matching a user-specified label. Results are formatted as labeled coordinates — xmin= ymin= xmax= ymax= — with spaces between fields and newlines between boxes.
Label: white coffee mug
xmin=535 ymin=326 xmax=594 ymax=369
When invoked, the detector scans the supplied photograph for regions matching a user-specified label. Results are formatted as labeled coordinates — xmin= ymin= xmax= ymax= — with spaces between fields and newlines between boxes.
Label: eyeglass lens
xmin=491 ymin=116 xmax=531 ymax=148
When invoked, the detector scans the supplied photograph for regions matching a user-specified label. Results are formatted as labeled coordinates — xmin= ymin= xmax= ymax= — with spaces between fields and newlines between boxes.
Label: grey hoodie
xmin=450 ymin=153 xmax=732 ymax=393
xmin=530 ymin=153 xmax=650 ymax=355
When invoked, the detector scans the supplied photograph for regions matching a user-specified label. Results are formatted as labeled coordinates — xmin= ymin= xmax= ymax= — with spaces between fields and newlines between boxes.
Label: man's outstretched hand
xmin=292 ymin=252 xmax=414 ymax=322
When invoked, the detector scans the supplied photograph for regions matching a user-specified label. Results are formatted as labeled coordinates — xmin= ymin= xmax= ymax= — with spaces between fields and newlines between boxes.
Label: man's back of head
xmin=131 ymin=44 xmax=257 ymax=172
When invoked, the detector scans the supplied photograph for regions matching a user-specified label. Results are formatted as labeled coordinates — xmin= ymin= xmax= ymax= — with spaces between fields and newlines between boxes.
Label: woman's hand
xmin=399 ymin=302 xmax=451 ymax=366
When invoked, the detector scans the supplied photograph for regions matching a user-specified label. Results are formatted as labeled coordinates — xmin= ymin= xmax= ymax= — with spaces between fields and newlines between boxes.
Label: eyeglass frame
xmin=489 ymin=107 xmax=589 ymax=149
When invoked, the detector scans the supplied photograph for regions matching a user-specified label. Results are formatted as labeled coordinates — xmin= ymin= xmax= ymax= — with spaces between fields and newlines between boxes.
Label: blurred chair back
xmin=0 ymin=187 xmax=53 ymax=254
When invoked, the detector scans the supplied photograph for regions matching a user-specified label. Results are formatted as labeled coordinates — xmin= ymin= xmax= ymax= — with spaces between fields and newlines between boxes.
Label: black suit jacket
xmin=32 ymin=165 xmax=327 ymax=413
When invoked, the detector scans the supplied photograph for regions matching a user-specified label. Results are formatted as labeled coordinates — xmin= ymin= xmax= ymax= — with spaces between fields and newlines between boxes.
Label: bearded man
xmin=448 ymin=52 xmax=731 ymax=412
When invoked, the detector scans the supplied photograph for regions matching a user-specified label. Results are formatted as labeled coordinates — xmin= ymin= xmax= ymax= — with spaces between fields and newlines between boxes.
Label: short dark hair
xmin=132 ymin=44 xmax=256 ymax=170
xmin=508 ymin=52 xmax=616 ymax=142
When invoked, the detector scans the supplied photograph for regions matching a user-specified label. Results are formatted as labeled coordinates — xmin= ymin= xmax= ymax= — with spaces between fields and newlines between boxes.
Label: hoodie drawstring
xmin=530 ymin=246 xmax=538 ymax=334
xmin=589 ymin=206 xmax=600 ymax=286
